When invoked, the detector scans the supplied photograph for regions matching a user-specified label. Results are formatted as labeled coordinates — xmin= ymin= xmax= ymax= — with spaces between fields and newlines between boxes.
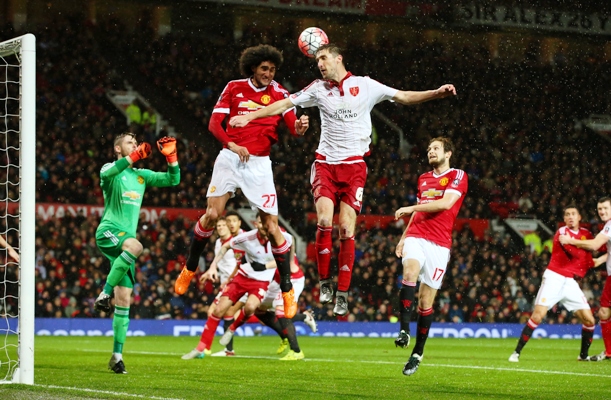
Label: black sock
xmin=279 ymin=317 xmax=300 ymax=352
xmin=515 ymin=320 xmax=537 ymax=354
xmin=400 ymin=284 xmax=416 ymax=334
xmin=224 ymin=318 xmax=234 ymax=351
xmin=580 ymin=325 xmax=594 ymax=359
xmin=292 ymin=314 xmax=306 ymax=322
xmin=256 ymin=311 xmax=286 ymax=339
xmin=412 ymin=309 xmax=434 ymax=356
xmin=274 ymin=252 xmax=292 ymax=292
xmin=186 ymin=238 xmax=207 ymax=271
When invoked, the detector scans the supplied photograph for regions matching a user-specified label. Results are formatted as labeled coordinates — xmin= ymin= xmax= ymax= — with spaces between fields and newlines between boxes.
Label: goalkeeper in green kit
xmin=94 ymin=132 xmax=180 ymax=374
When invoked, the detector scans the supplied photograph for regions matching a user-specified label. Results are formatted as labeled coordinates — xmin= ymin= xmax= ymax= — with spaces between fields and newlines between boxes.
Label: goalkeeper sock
xmin=223 ymin=317 xmax=235 ymax=351
xmin=256 ymin=310 xmax=286 ymax=339
xmin=316 ymin=225 xmax=333 ymax=280
xmin=580 ymin=324 xmax=595 ymax=359
xmin=291 ymin=313 xmax=306 ymax=322
xmin=112 ymin=305 xmax=130 ymax=354
xmin=279 ymin=317 xmax=300 ymax=353
xmin=515 ymin=318 xmax=538 ymax=353
xmin=337 ymin=237 xmax=355 ymax=292
xmin=399 ymin=280 xmax=417 ymax=334
xmin=272 ymin=240 xmax=292 ymax=293
xmin=412 ymin=307 xmax=434 ymax=356
xmin=186 ymin=221 xmax=213 ymax=271
xmin=104 ymin=251 xmax=137 ymax=294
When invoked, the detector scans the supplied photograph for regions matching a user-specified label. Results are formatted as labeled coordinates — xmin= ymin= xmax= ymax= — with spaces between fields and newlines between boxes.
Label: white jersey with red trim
xmin=229 ymin=229 xmax=293 ymax=282
xmin=214 ymin=229 xmax=245 ymax=283
xmin=289 ymin=73 xmax=398 ymax=163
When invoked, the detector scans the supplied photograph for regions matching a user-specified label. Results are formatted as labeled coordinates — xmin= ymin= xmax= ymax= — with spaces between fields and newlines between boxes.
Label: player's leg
xmin=315 ymin=196 xmax=336 ymax=304
xmin=395 ymin=237 xmax=425 ymax=349
xmin=509 ymin=304 xmax=547 ymax=362
xmin=108 ymin=284 xmax=133 ymax=374
xmin=334 ymin=201 xmax=357 ymax=316
xmin=574 ymin=308 xmax=596 ymax=360
xmin=219 ymin=301 xmax=243 ymax=355
xmin=593 ymin=276 xmax=611 ymax=360
xmin=217 ymin=300 xmax=245 ymax=350
xmin=260 ymin=211 xmax=296 ymax=318
xmin=95 ymin=234 xmax=142 ymax=312
xmin=176 ymin=194 xmax=230 ymax=294
xmin=277 ymin=305 xmax=304 ymax=360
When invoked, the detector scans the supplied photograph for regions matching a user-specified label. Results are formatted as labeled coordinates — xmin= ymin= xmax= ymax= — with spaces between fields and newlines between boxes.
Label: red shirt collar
xmin=326 ymin=72 xmax=353 ymax=95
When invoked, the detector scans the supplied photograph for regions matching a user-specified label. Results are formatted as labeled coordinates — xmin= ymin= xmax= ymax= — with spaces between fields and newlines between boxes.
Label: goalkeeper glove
xmin=129 ymin=142 xmax=152 ymax=163
xmin=157 ymin=136 xmax=178 ymax=163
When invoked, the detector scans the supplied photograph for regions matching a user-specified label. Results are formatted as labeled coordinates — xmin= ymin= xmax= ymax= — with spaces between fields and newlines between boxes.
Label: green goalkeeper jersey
xmin=97 ymin=157 xmax=180 ymax=234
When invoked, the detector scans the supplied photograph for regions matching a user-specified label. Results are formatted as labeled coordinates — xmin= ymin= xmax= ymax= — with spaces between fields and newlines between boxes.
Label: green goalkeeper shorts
xmin=96 ymin=227 xmax=136 ymax=289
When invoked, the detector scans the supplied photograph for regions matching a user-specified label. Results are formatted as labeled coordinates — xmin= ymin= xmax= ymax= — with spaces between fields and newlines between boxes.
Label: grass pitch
xmin=1 ymin=335 xmax=610 ymax=399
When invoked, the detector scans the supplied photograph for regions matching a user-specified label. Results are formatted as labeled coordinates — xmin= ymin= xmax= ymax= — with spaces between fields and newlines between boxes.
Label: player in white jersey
xmin=205 ymin=212 xmax=244 ymax=357
xmin=559 ymin=196 xmax=611 ymax=361
xmin=181 ymin=214 xmax=292 ymax=359
xmin=230 ymin=43 xmax=456 ymax=316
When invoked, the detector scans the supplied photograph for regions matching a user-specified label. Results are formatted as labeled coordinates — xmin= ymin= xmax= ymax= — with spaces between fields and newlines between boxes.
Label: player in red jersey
xmin=174 ymin=45 xmax=309 ymax=319
xmin=393 ymin=137 xmax=468 ymax=376
xmin=508 ymin=205 xmax=604 ymax=362
xmin=230 ymin=44 xmax=456 ymax=316
xmin=559 ymin=197 xmax=611 ymax=361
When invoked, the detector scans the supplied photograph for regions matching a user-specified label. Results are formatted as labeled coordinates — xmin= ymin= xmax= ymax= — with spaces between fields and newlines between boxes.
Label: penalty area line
xmin=37 ymin=384 xmax=184 ymax=400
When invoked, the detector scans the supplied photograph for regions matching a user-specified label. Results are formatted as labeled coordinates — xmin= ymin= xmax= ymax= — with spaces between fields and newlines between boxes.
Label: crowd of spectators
xmin=1 ymin=15 xmax=611 ymax=325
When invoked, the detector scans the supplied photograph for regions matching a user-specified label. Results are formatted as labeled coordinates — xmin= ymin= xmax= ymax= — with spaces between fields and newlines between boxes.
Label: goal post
xmin=0 ymin=33 xmax=36 ymax=385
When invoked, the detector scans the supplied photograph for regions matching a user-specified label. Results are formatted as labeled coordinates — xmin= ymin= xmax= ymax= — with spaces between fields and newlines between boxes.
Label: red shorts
xmin=310 ymin=161 xmax=367 ymax=213
xmin=600 ymin=276 xmax=611 ymax=308
xmin=221 ymin=273 xmax=269 ymax=304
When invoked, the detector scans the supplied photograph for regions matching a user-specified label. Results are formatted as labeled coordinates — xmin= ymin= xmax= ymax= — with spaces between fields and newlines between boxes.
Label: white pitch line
xmin=79 ymin=349 xmax=611 ymax=379
xmin=38 ymin=384 xmax=184 ymax=400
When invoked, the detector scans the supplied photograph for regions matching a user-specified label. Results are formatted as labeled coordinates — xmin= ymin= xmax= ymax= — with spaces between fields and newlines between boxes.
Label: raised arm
xmin=392 ymin=84 xmax=456 ymax=106
xmin=229 ymin=98 xmax=294 ymax=128
xmin=0 ymin=235 xmax=19 ymax=262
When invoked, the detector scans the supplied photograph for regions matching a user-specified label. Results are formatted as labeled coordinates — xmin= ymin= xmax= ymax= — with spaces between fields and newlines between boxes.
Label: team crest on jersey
xmin=439 ymin=177 xmax=449 ymax=186
xmin=210 ymin=186 xmax=217 ymax=193
xmin=349 ymin=87 xmax=359 ymax=96
xmin=118 ymin=232 xmax=126 ymax=237
xmin=261 ymin=95 xmax=271 ymax=105
xmin=580 ymin=235 xmax=587 ymax=240
xmin=137 ymin=176 xmax=144 ymax=184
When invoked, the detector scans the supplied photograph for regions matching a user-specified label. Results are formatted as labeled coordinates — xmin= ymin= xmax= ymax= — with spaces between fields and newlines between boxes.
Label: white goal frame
xmin=0 ymin=33 xmax=35 ymax=385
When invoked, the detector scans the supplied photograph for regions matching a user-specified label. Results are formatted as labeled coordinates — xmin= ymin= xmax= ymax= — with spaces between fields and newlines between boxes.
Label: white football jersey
xmin=229 ymin=229 xmax=293 ymax=282
xmin=602 ymin=220 xmax=611 ymax=275
xmin=289 ymin=73 xmax=398 ymax=163
xmin=214 ymin=236 xmax=238 ymax=284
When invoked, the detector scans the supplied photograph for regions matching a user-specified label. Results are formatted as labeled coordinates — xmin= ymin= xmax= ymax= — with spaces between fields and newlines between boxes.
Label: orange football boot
xmin=175 ymin=267 xmax=196 ymax=295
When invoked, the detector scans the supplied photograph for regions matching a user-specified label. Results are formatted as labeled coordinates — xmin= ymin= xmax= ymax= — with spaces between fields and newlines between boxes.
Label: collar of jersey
xmin=248 ymin=77 xmax=272 ymax=92
xmin=326 ymin=72 xmax=353 ymax=94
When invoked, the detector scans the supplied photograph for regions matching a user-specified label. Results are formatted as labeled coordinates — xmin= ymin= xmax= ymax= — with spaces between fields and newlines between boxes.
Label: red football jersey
xmin=213 ymin=78 xmax=295 ymax=156
xmin=406 ymin=168 xmax=468 ymax=249
xmin=547 ymin=226 xmax=594 ymax=278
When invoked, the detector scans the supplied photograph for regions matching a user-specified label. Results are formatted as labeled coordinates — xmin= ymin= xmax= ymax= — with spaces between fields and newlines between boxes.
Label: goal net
xmin=0 ymin=34 xmax=35 ymax=385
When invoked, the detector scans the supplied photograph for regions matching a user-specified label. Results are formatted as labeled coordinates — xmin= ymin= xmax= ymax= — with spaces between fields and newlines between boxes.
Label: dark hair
xmin=429 ymin=137 xmax=455 ymax=156
xmin=239 ymin=45 xmax=283 ymax=77
xmin=316 ymin=43 xmax=343 ymax=59
xmin=225 ymin=210 xmax=241 ymax=220
xmin=598 ymin=196 xmax=611 ymax=205
xmin=563 ymin=204 xmax=580 ymax=214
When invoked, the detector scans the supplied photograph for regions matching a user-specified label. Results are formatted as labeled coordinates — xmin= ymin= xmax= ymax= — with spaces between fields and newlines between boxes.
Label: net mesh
xmin=0 ymin=39 xmax=22 ymax=383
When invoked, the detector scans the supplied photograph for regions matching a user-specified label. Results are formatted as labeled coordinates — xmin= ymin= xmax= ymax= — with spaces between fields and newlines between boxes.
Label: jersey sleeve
xmin=289 ymin=80 xmax=320 ymax=108
xmin=212 ymin=82 xmax=232 ymax=114
xmin=602 ymin=221 xmax=611 ymax=238
xmin=365 ymin=77 xmax=399 ymax=106
xmin=100 ymin=158 xmax=130 ymax=180
xmin=445 ymin=169 xmax=468 ymax=197
xmin=137 ymin=165 xmax=181 ymax=188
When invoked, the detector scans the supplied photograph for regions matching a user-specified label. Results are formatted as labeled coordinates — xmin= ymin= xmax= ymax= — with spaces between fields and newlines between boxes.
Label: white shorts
xmin=535 ymin=269 xmax=590 ymax=312
xmin=207 ymin=149 xmax=278 ymax=215
xmin=402 ymin=237 xmax=451 ymax=290
xmin=261 ymin=276 xmax=305 ymax=311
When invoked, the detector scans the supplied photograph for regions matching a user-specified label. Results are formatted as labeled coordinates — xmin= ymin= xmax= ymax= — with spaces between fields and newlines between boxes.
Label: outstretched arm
xmin=559 ymin=232 xmax=608 ymax=252
xmin=229 ymin=98 xmax=294 ymax=128
xmin=392 ymin=84 xmax=456 ymax=106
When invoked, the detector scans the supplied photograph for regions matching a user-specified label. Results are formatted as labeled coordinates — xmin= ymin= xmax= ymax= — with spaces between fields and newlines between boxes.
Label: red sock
xmin=194 ymin=220 xmax=213 ymax=241
xmin=197 ymin=315 xmax=221 ymax=351
xmin=316 ymin=225 xmax=332 ymax=280
xmin=230 ymin=312 xmax=247 ymax=331
xmin=337 ymin=237 xmax=355 ymax=292
xmin=601 ymin=318 xmax=611 ymax=356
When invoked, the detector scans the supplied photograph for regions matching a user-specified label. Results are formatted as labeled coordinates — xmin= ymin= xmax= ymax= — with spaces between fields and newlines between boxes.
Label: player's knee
xmin=244 ymin=303 xmax=258 ymax=316
xmin=599 ymin=308 xmax=611 ymax=321
xmin=530 ymin=313 xmax=544 ymax=325
xmin=318 ymin=216 xmax=332 ymax=227
xmin=338 ymin=224 xmax=353 ymax=239
xmin=204 ymin=208 xmax=221 ymax=224
xmin=124 ymin=240 xmax=143 ymax=256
